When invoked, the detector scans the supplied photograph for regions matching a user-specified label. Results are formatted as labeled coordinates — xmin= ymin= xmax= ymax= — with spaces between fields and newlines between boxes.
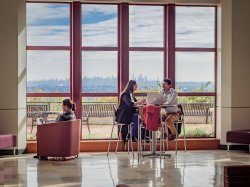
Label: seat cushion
xmin=227 ymin=130 xmax=250 ymax=144
xmin=224 ymin=165 xmax=250 ymax=187
xmin=0 ymin=134 xmax=16 ymax=149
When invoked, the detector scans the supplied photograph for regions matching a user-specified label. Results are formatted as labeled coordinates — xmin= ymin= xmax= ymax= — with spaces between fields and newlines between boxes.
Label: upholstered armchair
xmin=37 ymin=119 xmax=81 ymax=159
xmin=0 ymin=134 xmax=16 ymax=155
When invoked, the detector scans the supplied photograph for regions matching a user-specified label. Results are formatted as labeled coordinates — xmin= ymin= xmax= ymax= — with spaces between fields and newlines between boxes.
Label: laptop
xmin=36 ymin=118 xmax=45 ymax=125
xmin=147 ymin=92 xmax=164 ymax=105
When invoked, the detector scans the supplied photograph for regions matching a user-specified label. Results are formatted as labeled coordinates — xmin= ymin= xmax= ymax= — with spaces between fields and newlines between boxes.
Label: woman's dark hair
xmin=63 ymin=99 xmax=76 ymax=111
xmin=123 ymin=80 xmax=137 ymax=93
xmin=118 ymin=80 xmax=137 ymax=104
xmin=163 ymin=78 xmax=172 ymax=85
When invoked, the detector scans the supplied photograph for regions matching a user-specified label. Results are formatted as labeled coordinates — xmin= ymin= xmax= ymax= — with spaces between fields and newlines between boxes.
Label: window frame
xmin=26 ymin=2 xmax=217 ymax=139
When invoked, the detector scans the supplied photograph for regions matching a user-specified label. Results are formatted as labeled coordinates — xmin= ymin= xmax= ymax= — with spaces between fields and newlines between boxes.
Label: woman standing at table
xmin=115 ymin=80 xmax=145 ymax=144
xmin=56 ymin=99 xmax=76 ymax=122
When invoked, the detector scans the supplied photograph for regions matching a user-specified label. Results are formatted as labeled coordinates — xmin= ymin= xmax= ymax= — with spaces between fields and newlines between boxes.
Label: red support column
xmin=164 ymin=5 xmax=168 ymax=79
xmin=214 ymin=6 xmax=218 ymax=137
xmin=166 ymin=4 xmax=176 ymax=88
xmin=70 ymin=3 xmax=73 ymax=102
xmin=118 ymin=3 xmax=129 ymax=94
xmin=71 ymin=2 xmax=82 ymax=119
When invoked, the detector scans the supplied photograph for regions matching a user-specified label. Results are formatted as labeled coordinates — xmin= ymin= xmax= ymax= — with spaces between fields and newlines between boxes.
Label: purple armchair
xmin=0 ymin=134 xmax=16 ymax=155
xmin=37 ymin=119 xmax=81 ymax=159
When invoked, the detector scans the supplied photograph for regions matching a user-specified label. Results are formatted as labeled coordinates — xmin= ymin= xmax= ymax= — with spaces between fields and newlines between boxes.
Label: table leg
xmin=142 ymin=131 xmax=171 ymax=158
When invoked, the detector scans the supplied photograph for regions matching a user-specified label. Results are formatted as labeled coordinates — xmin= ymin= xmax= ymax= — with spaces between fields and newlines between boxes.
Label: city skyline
xmin=27 ymin=76 xmax=214 ymax=93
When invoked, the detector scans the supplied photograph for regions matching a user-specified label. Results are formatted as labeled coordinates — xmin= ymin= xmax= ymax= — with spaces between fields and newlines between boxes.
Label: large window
xmin=82 ymin=4 xmax=118 ymax=94
xmin=26 ymin=3 xmax=71 ymax=140
xmin=81 ymin=4 xmax=118 ymax=139
xmin=129 ymin=5 xmax=164 ymax=92
xmin=26 ymin=3 xmax=217 ymax=140
xmin=175 ymin=6 xmax=216 ymax=137
xmin=27 ymin=3 xmax=70 ymax=94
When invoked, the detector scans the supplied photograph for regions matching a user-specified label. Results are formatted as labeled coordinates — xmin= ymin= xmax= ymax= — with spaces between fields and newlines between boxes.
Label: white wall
xmin=218 ymin=0 xmax=250 ymax=144
xmin=0 ymin=0 xmax=26 ymax=151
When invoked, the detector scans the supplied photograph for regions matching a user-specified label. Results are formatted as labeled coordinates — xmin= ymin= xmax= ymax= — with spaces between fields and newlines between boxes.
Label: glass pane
xmin=129 ymin=6 xmax=164 ymax=47
xmin=27 ymin=3 xmax=70 ymax=46
xmin=176 ymin=7 xmax=215 ymax=48
xmin=175 ymin=52 xmax=215 ymax=92
xmin=129 ymin=52 xmax=164 ymax=92
xmin=178 ymin=96 xmax=215 ymax=138
xmin=82 ymin=97 xmax=118 ymax=139
xmin=26 ymin=97 xmax=68 ymax=140
xmin=82 ymin=4 xmax=118 ymax=47
xmin=27 ymin=51 xmax=70 ymax=93
xmin=82 ymin=51 xmax=118 ymax=93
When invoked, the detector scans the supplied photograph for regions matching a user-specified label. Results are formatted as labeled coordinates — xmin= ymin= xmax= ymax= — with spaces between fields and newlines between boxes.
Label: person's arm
xmin=133 ymin=96 xmax=144 ymax=106
xmin=122 ymin=93 xmax=135 ymax=107
xmin=122 ymin=93 xmax=143 ymax=107
xmin=56 ymin=114 xmax=63 ymax=122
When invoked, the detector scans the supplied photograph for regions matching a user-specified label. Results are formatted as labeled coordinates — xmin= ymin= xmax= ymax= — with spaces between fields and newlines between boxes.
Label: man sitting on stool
xmin=161 ymin=78 xmax=179 ymax=139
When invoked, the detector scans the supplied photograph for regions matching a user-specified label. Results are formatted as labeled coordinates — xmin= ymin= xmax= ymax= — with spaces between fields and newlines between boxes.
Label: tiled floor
xmin=0 ymin=150 xmax=249 ymax=187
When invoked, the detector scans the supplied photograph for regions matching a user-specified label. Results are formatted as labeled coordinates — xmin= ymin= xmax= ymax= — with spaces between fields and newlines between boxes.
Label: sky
xmin=27 ymin=3 xmax=215 ymax=82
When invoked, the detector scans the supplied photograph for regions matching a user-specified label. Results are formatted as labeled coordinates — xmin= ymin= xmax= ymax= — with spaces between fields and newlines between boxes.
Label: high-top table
xmin=137 ymin=104 xmax=176 ymax=160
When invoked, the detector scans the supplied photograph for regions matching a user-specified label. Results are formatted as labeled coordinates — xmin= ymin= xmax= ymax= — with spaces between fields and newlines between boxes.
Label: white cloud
xmin=27 ymin=3 xmax=70 ymax=46
xmin=82 ymin=4 xmax=117 ymax=15
xmin=27 ymin=3 xmax=70 ymax=25
xmin=130 ymin=51 xmax=164 ymax=81
xmin=27 ymin=25 xmax=70 ymax=46
xmin=82 ymin=18 xmax=118 ymax=46
xmin=176 ymin=52 xmax=214 ymax=82
xmin=82 ymin=51 xmax=117 ymax=78
xmin=176 ymin=7 xmax=215 ymax=47
xmin=129 ymin=6 xmax=164 ymax=47
xmin=27 ymin=51 xmax=70 ymax=81
xmin=26 ymin=4 xmax=215 ymax=83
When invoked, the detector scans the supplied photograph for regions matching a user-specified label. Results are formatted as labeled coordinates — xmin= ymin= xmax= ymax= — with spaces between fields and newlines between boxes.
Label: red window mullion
xmin=118 ymin=3 xmax=129 ymax=94
xmin=71 ymin=2 xmax=82 ymax=119
xmin=167 ymin=4 xmax=176 ymax=88
xmin=164 ymin=5 xmax=168 ymax=79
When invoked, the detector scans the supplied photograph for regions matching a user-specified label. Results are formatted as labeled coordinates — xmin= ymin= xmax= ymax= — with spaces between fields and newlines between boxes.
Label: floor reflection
xmin=0 ymin=150 xmax=249 ymax=187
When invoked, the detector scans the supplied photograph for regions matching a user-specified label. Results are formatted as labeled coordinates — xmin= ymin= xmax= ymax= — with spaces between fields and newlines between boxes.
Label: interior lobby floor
xmin=0 ymin=150 xmax=249 ymax=187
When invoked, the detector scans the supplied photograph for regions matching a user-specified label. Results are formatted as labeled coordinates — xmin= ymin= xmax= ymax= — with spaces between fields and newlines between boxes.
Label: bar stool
xmin=165 ymin=104 xmax=187 ymax=154
xmin=107 ymin=122 xmax=134 ymax=156
xmin=107 ymin=106 xmax=134 ymax=156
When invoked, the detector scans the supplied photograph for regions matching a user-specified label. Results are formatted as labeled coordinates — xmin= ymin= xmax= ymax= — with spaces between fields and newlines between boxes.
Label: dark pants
xmin=121 ymin=125 xmax=129 ymax=144
xmin=121 ymin=114 xmax=139 ymax=144
xmin=131 ymin=114 xmax=139 ymax=138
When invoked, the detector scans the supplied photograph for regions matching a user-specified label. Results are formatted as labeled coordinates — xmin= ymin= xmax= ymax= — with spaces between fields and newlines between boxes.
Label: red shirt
xmin=143 ymin=105 xmax=161 ymax=131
